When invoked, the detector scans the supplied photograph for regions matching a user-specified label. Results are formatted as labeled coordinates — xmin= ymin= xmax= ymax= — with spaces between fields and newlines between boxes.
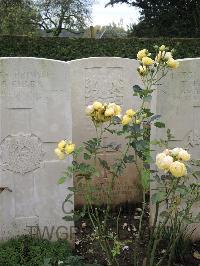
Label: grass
xmin=0 ymin=235 xmax=74 ymax=266
xmin=0 ymin=235 xmax=100 ymax=266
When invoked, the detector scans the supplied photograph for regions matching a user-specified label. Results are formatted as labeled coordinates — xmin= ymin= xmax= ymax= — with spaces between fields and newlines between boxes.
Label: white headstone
xmin=151 ymin=58 xmax=200 ymax=240
xmin=0 ymin=58 xmax=74 ymax=242
xmin=69 ymin=57 xmax=143 ymax=205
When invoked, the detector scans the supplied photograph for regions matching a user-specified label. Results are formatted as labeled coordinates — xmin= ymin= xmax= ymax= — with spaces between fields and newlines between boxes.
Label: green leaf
xmin=124 ymin=154 xmax=135 ymax=163
xmin=68 ymin=186 xmax=75 ymax=192
xmin=143 ymin=95 xmax=152 ymax=102
xmin=98 ymin=158 xmax=110 ymax=170
xmin=151 ymin=191 xmax=166 ymax=204
xmin=135 ymin=140 xmax=149 ymax=152
xmin=63 ymin=213 xmax=81 ymax=222
xmin=176 ymin=185 xmax=187 ymax=196
xmin=58 ymin=176 xmax=66 ymax=184
xmin=192 ymin=171 xmax=200 ymax=179
xmin=140 ymin=169 xmax=150 ymax=192
xmin=133 ymin=85 xmax=145 ymax=98
xmin=112 ymin=116 xmax=121 ymax=124
xmin=149 ymin=114 xmax=161 ymax=122
xmin=133 ymin=84 xmax=143 ymax=93
xmin=84 ymin=153 xmax=91 ymax=160
xmin=154 ymin=121 xmax=165 ymax=128
xmin=63 ymin=215 xmax=74 ymax=222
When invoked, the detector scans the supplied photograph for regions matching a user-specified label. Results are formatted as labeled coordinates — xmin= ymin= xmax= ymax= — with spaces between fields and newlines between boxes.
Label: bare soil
xmin=74 ymin=203 xmax=200 ymax=266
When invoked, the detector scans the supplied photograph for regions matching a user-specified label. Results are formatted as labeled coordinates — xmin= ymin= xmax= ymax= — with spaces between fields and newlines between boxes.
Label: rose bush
xmin=55 ymin=44 xmax=199 ymax=266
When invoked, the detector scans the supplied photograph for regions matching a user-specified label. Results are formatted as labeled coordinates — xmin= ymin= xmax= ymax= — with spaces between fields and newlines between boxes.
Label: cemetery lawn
xmin=75 ymin=202 xmax=200 ymax=266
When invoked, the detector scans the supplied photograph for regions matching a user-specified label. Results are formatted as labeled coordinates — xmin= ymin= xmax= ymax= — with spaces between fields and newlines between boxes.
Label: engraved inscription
xmin=0 ymin=70 xmax=63 ymax=99
xmin=85 ymin=67 xmax=124 ymax=106
xmin=0 ymin=134 xmax=44 ymax=174
xmin=0 ymin=71 xmax=48 ymax=98
xmin=193 ymin=80 xmax=200 ymax=106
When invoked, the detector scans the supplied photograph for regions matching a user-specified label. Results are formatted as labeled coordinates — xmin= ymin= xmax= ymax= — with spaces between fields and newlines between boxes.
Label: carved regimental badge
xmin=0 ymin=134 xmax=44 ymax=175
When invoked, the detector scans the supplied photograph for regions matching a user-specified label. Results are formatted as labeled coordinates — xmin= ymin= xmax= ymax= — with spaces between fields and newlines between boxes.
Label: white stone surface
xmin=151 ymin=58 xmax=200 ymax=240
xmin=69 ymin=57 xmax=143 ymax=204
xmin=0 ymin=58 xmax=73 ymax=241
xmin=0 ymin=56 xmax=144 ymax=240
xmin=69 ymin=57 xmax=142 ymax=145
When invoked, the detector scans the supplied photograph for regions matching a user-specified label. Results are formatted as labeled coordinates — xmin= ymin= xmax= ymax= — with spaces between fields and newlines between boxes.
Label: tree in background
xmin=106 ymin=0 xmax=200 ymax=37
xmin=0 ymin=0 xmax=39 ymax=35
xmin=0 ymin=0 xmax=94 ymax=36
xmin=35 ymin=0 xmax=94 ymax=36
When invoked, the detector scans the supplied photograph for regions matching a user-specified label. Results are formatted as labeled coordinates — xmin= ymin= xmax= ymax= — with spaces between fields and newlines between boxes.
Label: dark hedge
xmin=0 ymin=36 xmax=200 ymax=61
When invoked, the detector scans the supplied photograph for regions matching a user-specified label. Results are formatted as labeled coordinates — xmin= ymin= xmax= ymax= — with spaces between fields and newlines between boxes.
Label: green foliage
xmin=107 ymin=0 xmax=200 ymax=38
xmin=0 ymin=36 xmax=200 ymax=61
xmin=0 ymin=0 xmax=93 ymax=36
xmin=140 ymin=168 xmax=150 ymax=192
xmin=0 ymin=0 xmax=39 ymax=35
xmin=0 ymin=235 xmax=72 ymax=266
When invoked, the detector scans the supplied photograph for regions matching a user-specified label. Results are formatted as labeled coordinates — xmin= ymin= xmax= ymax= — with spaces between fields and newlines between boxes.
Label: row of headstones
xmin=0 ymin=57 xmax=199 ymax=242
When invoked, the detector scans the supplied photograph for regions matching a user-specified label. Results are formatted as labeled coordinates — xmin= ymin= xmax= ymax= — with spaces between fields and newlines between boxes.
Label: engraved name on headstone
xmin=0 ymin=58 xmax=73 ymax=241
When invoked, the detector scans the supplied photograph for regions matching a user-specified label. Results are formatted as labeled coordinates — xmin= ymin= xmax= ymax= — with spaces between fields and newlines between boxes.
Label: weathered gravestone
xmin=0 ymin=56 xmax=144 ymax=241
xmin=151 ymin=58 xmax=200 ymax=240
xmin=69 ymin=57 xmax=143 ymax=206
xmin=0 ymin=58 xmax=74 ymax=241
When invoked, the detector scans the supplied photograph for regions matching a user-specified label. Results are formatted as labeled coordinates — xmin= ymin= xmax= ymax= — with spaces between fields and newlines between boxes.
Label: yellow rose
xmin=171 ymin=147 xmax=182 ymax=157
xmin=95 ymin=112 xmax=103 ymax=122
xmin=137 ymin=65 xmax=147 ymax=76
xmin=58 ymin=140 xmax=66 ymax=150
xmin=159 ymin=45 xmax=166 ymax=51
xmin=86 ymin=105 xmax=94 ymax=115
xmin=93 ymin=101 xmax=103 ymax=110
xmin=121 ymin=114 xmax=132 ymax=125
xmin=156 ymin=51 xmax=173 ymax=62
xmin=163 ymin=149 xmax=171 ymax=155
xmin=164 ymin=52 xmax=172 ymax=60
xmin=156 ymin=153 xmax=166 ymax=165
xmin=95 ymin=109 xmax=107 ymax=122
xmin=142 ymin=56 xmax=154 ymax=66
xmin=157 ymin=155 xmax=173 ymax=171
xmin=105 ymin=107 xmax=115 ymax=117
xmin=54 ymin=148 xmax=65 ymax=160
xmin=65 ymin=143 xmax=75 ymax=155
xmin=167 ymin=58 xmax=179 ymax=69
xmin=177 ymin=149 xmax=190 ymax=161
xmin=107 ymin=103 xmax=121 ymax=116
xmin=155 ymin=51 xmax=163 ymax=62
xmin=137 ymin=49 xmax=148 ymax=60
xmin=126 ymin=109 xmax=136 ymax=117
xmin=115 ymin=104 xmax=122 ymax=116
xmin=169 ymin=161 xmax=187 ymax=177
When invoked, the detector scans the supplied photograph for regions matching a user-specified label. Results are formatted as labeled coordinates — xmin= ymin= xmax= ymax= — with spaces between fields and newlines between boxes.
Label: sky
xmin=92 ymin=0 xmax=140 ymax=28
